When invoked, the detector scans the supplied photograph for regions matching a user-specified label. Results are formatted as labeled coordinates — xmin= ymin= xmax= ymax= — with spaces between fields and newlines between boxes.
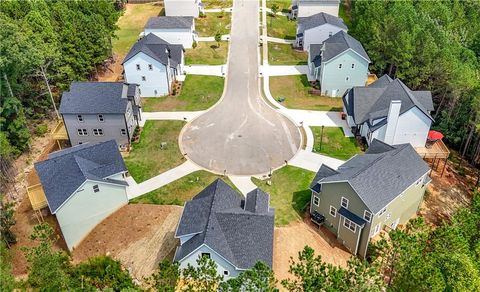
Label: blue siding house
xmin=308 ymin=31 xmax=370 ymax=97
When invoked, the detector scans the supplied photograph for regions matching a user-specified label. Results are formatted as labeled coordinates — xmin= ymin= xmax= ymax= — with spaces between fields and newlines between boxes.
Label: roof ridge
xmin=348 ymin=153 xmax=388 ymax=180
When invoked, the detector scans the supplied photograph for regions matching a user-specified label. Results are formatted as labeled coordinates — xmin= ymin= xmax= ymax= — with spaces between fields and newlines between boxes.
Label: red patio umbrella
xmin=428 ymin=130 xmax=444 ymax=141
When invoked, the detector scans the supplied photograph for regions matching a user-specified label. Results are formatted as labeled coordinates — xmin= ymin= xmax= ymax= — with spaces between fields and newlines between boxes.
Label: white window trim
xmin=77 ymin=115 xmax=84 ymax=122
xmin=351 ymin=63 xmax=355 ymax=68
xmin=343 ymin=218 xmax=356 ymax=232
xmin=223 ymin=270 xmax=229 ymax=276
xmin=372 ymin=223 xmax=381 ymax=237
xmin=93 ymin=128 xmax=104 ymax=136
xmin=77 ymin=129 xmax=88 ymax=136
xmin=121 ymin=129 xmax=127 ymax=136
xmin=313 ymin=195 xmax=320 ymax=207
xmin=329 ymin=206 xmax=337 ymax=217
xmin=93 ymin=184 xmax=100 ymax=193
xmin=378 ymin=207 xmax=386 ymax=217
xmin=136 ymin=64 xmax=141 ymax=70
xmin=148 ymin=64 xmax=153 ymax=70
xmin=363 ymin=210 xmax=372 ymax=222
xmin=338 ymin=64 xmax=342 ymax=69
xmin=141 ymin=76 xmax=146 ymax=81
xmin=98 ymin=114 xmax=104 ymax=122
xmin=341 ymin=197 xmax=349 ymax=208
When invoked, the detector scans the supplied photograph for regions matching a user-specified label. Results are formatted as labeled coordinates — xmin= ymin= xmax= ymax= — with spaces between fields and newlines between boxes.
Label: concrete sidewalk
xmin=204 ymin=8 xmax=232 ymax=13
xmin=261 ymin=65 xmax=309 ymax=76
xmin=183 ymin=65 xmax=226 ymax=76
xmin=139 ymin=111 xmax=205 ymax=126
xmin=228 ymin=176 xmax=258 ymax=195
xmin=263 ymin=36 xmax=295 ymax=44
xmin=289 ymin=150 xmax=344 ymax=172
xmin=126 ymin=160 xmax=201 ymax=200
xmin=262 ymin=7 xmax=289 ymax=17
xmin=197 ymin=34 xmax=231 ymax=42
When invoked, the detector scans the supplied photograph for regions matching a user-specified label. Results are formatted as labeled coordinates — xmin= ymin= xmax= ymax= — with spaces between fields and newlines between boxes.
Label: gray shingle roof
xmin=174 ymin=179 xmax=275 ymax=269
xmin=298 ymin=12 xmax=347 ymax=33
xmin=319 ymin=30 xmax=370 ymax=63
xmin=122 ymin=33 xmax=184 ymax=68
xmin=343 ymin=76 xmax=434 ymax=125
xmin=34 ymin=140 xmax=127 ymax=214
xmin=310 ymin=139 xmax=430 ymax=213
xmin=145 ymin=16 xmax=193 ymax=29
xmin=310 ymin=43 xmax=323 ymax=67
xmin=59 ymin=82 xmax=138 ymax=114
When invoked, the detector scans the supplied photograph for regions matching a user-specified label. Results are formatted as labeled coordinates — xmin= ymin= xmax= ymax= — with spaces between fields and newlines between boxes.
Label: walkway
xmin=139 ymin=111 xmax=205 ymax=127
xmin=204 ymin=8 xmax=233 ymax=13
xmin=289 ymin=149 xmax=344 ymax=172
xmin=228 ymin=176 xmax=258 ymax=195
xmin=196 ymin=34 xmax=231 ymax=42
xmin=261 ymin=65 xmax=309 ymax=76
xmin=183 ymin=65 xmax=226 ymax=76
xmin=262 ymin=36 xmax=295 ymax=44
xmin=126 ymin=160 xmax=201 ymax=200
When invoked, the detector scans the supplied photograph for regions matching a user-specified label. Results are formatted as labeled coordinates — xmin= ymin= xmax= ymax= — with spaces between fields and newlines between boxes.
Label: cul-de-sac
xmin=1 ymin=0 xmax=479 ymax=291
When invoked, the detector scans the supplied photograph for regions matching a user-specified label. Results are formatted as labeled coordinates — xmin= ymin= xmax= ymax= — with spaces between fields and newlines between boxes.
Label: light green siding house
xmin=309 ymin=139 xmax=431 ymax=258
xmin=35 ymin=140 xmax=129 ymax=250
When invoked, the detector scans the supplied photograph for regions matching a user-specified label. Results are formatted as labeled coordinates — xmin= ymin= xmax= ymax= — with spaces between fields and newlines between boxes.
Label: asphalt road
xmin=179 ymin=0 xmax=301 ymax=176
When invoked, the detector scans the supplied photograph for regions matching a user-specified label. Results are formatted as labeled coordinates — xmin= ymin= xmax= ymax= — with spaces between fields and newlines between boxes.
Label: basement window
xmin=93 ymin=185 xmax=100 ymax=193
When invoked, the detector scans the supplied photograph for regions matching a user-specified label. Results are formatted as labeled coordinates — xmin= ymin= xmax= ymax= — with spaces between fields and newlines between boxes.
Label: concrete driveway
xmin=180 ymin=0 xmax=301 ymax=176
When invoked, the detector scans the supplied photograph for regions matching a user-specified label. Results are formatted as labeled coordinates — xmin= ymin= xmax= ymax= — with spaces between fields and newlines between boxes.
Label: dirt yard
xmin=273 ymin=220 xmax=351 ymax=284
xmin=72 ymin=204 xmax=182 ymax=281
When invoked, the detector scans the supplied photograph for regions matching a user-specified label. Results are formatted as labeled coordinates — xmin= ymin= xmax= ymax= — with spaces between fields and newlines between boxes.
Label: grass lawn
xmin=124 ymin=121 xmax=185 ymax=183
xmin=270 ymin=75 xmax=344 ymax=111
xmin=185 ymin=41 xmax=228 ymax=65
xmin=130 ymin=171 xmax=237 ymax=205
xmin=267 ymin=0 xmax=291 ymax=13
xmin=203 ymin=0 xmax=233 ymax=9
xmin=112 ymin=3 xmax=164 ymax=56
xmin=196 ymin=12 xmax=231 ymax=36
xmin=141 ymin=75 xmax=224 ymax=111
xmin=311 ymin=127 xmax=363 ymax=160
xmin=267 ymin=15 xmax=296 ymax=39
xmin=252 ymin=166 xmax=315 ymax=226
xmin=268 ymin=43 xmax=307 ymax=65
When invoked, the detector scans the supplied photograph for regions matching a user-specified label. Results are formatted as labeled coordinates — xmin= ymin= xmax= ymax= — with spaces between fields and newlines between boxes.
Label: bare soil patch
xmin=72 ymin=204 xmax=182 ymax=281
xmin=273 ymin=220 xmax=351 ymax=284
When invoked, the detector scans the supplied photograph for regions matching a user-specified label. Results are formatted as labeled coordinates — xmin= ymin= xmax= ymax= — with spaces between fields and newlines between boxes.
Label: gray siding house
xmin=34 ymin=140 xmax=129 ymax=250
xmin=295 ymin=12 xmax=347 ymax=51
xmin=308 ymin=31 xmax=370 ymax=97
xmin=309 ymin=139 xmax=431 ymax=258
xmin=59 ymin=82 xmax=142 ymax=150
xmin=174 ymin=179 xmax=275 ymax=279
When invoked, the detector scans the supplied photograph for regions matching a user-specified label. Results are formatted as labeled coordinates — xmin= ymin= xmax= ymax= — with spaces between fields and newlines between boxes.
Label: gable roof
xmin=310 ymin=43 xmax=323 ymax=67
xmin=34 ymin=140 xmax=128 ymax=214
xmin=59 ymin=82 xmax=138 ymax=114
xmin=319 ymin=30 xmax=370 ymax=63
xmin=310 ymin=139 xmax=430 ymax=213
xmin=298 ymin=12 xmax=347 ymax=32
xmin=145 ymin=16 xmax=193 ymax=29
xmin=122 ymin=33 xmax=183 ymax=67
xmin=343 ymin=76 xmax=434 ymax=125
xmin=174 ymin=179 xmax=275 ymax=269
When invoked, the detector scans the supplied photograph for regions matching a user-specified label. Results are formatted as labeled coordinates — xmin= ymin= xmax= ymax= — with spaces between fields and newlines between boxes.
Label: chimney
xmin=384 ymin=100 xmax=401 ymax=145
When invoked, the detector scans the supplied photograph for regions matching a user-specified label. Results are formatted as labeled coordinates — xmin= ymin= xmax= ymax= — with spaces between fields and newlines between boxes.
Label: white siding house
xmin=144 ymin=16 xmax=196 ymax=48
xmin=164 ymin=0 xmax=203 ymax=17
xmin=123 ymin=33 xmax=184 ymax=97
xmin=295 ymin=12 xmax=347 ymax=51
xmin=343 ymin=75 xmax=435 ymax=147
xmin=291 ymin=0 xmax=340 ymax=18
xmin=34 ymin=141 xmax=129 ymax=250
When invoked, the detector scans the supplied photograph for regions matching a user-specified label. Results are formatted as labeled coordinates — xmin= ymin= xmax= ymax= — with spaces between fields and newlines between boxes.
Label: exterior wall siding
xmin=63 ymin=113 xmax=133 ymax=148
xmin=124 ymin=52 xmax=171 ymax=97
xmin=55 ymin=179 xmax=128 ymax=250
xmin=144 ymin=28 xmax=194 ymax=48
xmin=319 ymin=50 xmax=369 ymax=97
xmin=164 ymin=0 xmax=200 ymax=17
xmin=302 ymin=24 xmax=346 ymax=52
xmin=178 ymin=244 xmax=242 ymax=279
xmin=297 ymin=2 xmax=340 ymax=17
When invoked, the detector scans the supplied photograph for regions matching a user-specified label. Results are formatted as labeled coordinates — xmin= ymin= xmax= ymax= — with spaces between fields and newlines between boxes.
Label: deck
xmin=52 ymin=120 xmax=68 ymax=140
xmin=366 ymin=73 xmax=378 ymax=86
xmin=415 ymin=139 xmax=450 ymax=160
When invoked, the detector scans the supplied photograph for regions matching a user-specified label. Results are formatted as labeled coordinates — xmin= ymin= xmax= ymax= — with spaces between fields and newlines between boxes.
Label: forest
xmin=347 ymin=0 xmax=480 ymax=167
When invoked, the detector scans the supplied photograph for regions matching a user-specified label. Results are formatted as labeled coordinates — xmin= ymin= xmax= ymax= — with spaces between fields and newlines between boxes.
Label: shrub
xmin=35 ymin=124 xmax=48 ymax=136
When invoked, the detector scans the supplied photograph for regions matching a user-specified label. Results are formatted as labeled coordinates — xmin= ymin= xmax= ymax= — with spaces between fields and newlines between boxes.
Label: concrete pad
xmin=139 ymin=111 xmax=205 ymax=127
xmin=289 ymin=149 xmax=344 ymax=172
xmin=183 ymin=65 xmax=226 ymax=76
xmin=228 ymin=176 xmax=258 ymax=195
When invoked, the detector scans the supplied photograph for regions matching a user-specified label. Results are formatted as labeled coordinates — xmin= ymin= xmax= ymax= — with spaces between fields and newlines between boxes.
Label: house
xmin=144 ymin=16 xmax=196 ymax=49
xmin=309 ymin=139 xmax=431 ymax=258
xmin=308 ymin=30 xmax=370 ymax=97
xmin=295 ymin=12 xmax=347 ymax=51
xmin=123 ymin=33 xmax=184 ymax=97
xmin=164 ymin=0 xmax=204 ymax=18
xmin=59 ymin=82 xmax=142 ymax=150
xmin=34 ymin=140 xmax=129 ymax=250
xmin=343 ymin=75 xmax=434 ymax=147
xmin=290 ymin=0 xmax=340 ymax=18
xmin=174 ymin=179 xmax=275 ymax=279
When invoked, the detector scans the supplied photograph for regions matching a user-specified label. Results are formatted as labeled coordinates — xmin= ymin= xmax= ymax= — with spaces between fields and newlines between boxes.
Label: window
xmin=343 ymin=218 xmax=356 ymax=232
xmin=338 ymin=64 xmax=342 ymax=69
xmin=372 ymin=223 xmax=381 ymax=236
xmin=78 ymin=142 xmax=83 ymax=145
xmin=77 ymin=115 xmax=84 ymax=122
xmin=136 ymin=64 xmax=140 ymax=70
xmin=98 ymin=114 xmax=104 ymax=122
xmin=386 ymin=213 xmax=391 ymax=220
xmin=363 ymin=210 xmax=372 ymax=222
xmin=329 ymin=206 xmax=337 ymax=217
xmin=346 ymin=76 xmax=350 ymax=81
xmin=341 ymin=197 xmax=349 ymax=208
xmin=416 ymin=177 xmax=422 ymax=185
xmin=313 ymin=195 xmax=320 ymax=207
xmin=223 ymin=270 xmax=229 ymax=276
xmin=154 ymin=89 xmax=158 ymax=95
xmin=121 ymin=129 xmax=127 ymax=136
xmin=378 ymin=208 xmax=386 ymax=217
xmin=93 ymin=185 xmax=100 ymax=193
xmin=77 ymin=129 xmax=88 ymax=136
xmin=148 ymin=64 xmax=153 ymax=70
xmin=93 ymin=128 xmax=104 ymax=136
xmin=141 ymin=76 xmax=146 ymax=81
xmin=351 ymin=63 xmax=355 ymax=68
xmin=329 ymin=31 xmax=333 ymax=37
xmin=201 ymin=253 xmax=210 ymax=258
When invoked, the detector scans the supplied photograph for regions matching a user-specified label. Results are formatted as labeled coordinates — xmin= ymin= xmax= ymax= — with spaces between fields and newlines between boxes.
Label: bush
xmin=35 ymin=124 xmax=49 ymax=136
xmin=192 ymin=41 xmax=198 ymax=49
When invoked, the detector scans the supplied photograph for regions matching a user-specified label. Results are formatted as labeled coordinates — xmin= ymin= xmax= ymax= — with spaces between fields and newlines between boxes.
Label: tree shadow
xmin=291 ymin=189 xmax=312 ymax=218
